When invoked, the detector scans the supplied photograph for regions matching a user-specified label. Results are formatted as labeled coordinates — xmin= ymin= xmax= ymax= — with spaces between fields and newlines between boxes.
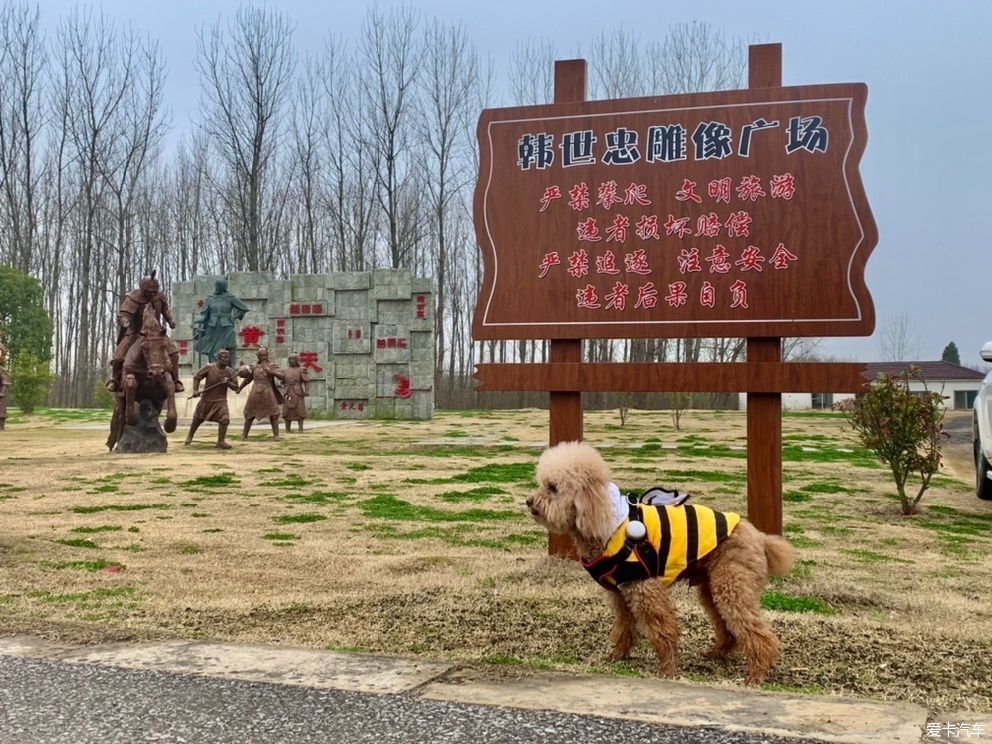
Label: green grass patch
xmin=70 ymin=525 xmax=122 ymax=534
xmin=481 ymin=654 xmax=523 ymax=665
xmin=842 ymin=549 xmax=913 ymax=564
xmin=55 ymin=538 xmax=100 ymax=550
xmin=346 ymin=463 xmax=372 ymax=471
xmin=262 ymin=532 xmax=299 ymax=541
xmin=273 ymin=512 xmax=327 ymax=525
xmin=201 ymin=528 xmax=224 ymax=533
xmin=761 ymin=591 xmax=836 ymax=614
xmin=437 ymin=486 xmax=508 ymax=503
xmin=360 ymin=494 xmax=519 ymax=523
xmin=783 ymin=491 xmax=813 ymax=503
xmin=283 ymin=490 xmax=348 ymax=505
xmin=182 ymin=473 xmax=238 ymax=488
xmin=660 ymin=469 xmax=745 ymax=485
xmin=90 ymin=484 xmax=120 ymax=493
xmin=800 ymin=482 xmax=853 ymax=494
xmin=71 ymin=503 xmax=170 ymax=514
xmin=782 ymin=445 xmax=879 ymax=467
xmin=444 ymin=430 xmax=469 ymax=438
xmin=260 ymin=474 xmax=314 ymax=488
xmin=34 ymin=586 xmax=135 ymax=605
xmin=45 ymin=559 xmax=122 ymax=572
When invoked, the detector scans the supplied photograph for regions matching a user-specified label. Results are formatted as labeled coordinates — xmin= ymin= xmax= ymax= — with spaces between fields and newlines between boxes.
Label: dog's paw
xmin=606 ymin=648 xmax=630 ymax=662
xmin=657 ymin=662 xmax=678 ymax=678
xmin=703 ymin=643 xmax=735 ymax=661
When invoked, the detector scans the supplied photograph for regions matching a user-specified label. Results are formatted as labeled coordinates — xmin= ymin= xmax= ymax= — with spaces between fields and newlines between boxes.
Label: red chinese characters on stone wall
xmin=415 ymin=295 xmax=427 ymax=320
xmin=289 ymin=303 xmax=323 ymax=316
xmin=376 ymin=337 xmax=408 ymax=349
xmin=238 ymin=326 xmax=265 ymax=347
xmin=393 ymin=373 xmax=412 ymax=399
xmin=275 ymin=318 xmax=286 ymax=345
xmin=299 ymin=351 xmax=322 ymax=373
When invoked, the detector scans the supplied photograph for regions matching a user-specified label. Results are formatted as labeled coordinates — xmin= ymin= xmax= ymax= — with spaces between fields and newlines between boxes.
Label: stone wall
xmin=171 ymin=270 xmax=434 ymax=420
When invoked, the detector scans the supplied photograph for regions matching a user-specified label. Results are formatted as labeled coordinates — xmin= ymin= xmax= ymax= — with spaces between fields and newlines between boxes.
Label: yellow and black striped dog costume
xmin=582 ymin=503 xmax=741 ymax=591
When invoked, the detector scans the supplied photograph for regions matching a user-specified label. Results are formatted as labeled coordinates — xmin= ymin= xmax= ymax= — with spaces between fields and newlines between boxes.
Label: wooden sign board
xmin=473 ymin=84 xmax=877 ymax=340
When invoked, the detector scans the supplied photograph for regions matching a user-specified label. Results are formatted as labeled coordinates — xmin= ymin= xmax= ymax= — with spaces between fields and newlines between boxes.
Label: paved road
xmin=0 ymin=654 xmax=831 ymax=744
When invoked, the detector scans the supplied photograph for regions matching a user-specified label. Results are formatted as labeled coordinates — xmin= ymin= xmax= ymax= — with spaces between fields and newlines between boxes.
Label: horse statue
xmin=107 ymin=302 xmax=178 ymax=452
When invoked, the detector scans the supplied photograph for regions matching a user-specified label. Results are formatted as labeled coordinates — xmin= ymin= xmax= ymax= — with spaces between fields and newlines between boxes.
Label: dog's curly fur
xmin=527 ymin=441 xmax=795 ymax=683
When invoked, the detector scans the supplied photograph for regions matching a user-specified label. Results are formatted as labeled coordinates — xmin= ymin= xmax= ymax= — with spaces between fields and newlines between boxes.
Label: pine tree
xmin=941 ymin=342 xmax=960 ymax=365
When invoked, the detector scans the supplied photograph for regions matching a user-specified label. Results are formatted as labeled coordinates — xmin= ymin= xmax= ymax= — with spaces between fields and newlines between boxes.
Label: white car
xmin=975 ymin=341 xmax=992 ymax=500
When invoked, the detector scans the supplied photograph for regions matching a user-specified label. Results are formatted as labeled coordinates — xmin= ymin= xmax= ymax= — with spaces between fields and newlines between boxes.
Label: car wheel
xmin=977 ymin=440 xmax=992 ymax=501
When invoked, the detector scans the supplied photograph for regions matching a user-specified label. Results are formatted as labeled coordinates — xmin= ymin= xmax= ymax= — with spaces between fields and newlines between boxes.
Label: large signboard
xmin=472 ymin=84 xmax=876 ymax=340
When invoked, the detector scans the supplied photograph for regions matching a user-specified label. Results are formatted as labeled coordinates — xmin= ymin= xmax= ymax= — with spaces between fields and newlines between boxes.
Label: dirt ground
xmin=1 ymin=407 xmax=990 ymax=714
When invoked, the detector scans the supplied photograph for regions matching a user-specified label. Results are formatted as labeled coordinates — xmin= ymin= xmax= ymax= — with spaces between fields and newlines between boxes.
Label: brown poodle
xmin=527 ymin=440 xmax=795 ymax=684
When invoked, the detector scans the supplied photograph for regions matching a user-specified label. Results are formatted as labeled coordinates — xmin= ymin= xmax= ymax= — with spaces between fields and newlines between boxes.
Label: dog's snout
xmin=525 ymin=496 xmax=534 ymax=508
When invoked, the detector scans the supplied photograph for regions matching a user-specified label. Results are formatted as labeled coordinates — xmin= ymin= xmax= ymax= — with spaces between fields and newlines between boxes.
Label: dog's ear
xmin=573 ymin=481 xmax=614 ymax=544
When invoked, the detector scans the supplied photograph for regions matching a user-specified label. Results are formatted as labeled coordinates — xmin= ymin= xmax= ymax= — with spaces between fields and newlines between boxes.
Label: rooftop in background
xmin=865 ymin=361 xmax=986 ymax=381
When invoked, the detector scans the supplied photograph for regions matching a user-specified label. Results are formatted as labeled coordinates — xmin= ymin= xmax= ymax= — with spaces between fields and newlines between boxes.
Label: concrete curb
xmin=0 ymin=636 xmax=933 ymax=743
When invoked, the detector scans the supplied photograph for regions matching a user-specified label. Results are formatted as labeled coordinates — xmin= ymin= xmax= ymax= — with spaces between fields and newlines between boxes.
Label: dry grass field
xmin=1 ymin=406 xmax=990 ymax=714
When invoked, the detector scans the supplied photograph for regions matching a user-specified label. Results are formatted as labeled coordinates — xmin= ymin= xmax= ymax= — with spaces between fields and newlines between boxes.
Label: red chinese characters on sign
xmin=238 ymin=326 xmax=265 ymax=347
xmin=771 ymin=243 xmax=799 ymax=269
xmin=376 ymin=337 xmax=409 ymax=349
xmin=299 ymin=351 xmax=322 ymax=373
xmin=604 ymin=282 xmax=629 ymax=311
xmin=275 ymin=318 xmax=286 ymax=345
xmin=339 ymin=401 xmax=366 ymax=412
xmin=475 ymin=84 xmax=876 ymax=340
xmin=539 ymin=185 xmax=561 ymax=212
xmin=567 ymin=249 xmax=589 ymax=277
xmin=347 ymin=328 xmax=363 ymax=339
xmin=538 ymin=252 xmax=560 ymax=278
xmin=177 ymin=340 xmax=189 ymax=355
xmin=675 ymin=178 xmax=702 ymax=204
xmin=416 ymin=295 xmax=427 ymax=319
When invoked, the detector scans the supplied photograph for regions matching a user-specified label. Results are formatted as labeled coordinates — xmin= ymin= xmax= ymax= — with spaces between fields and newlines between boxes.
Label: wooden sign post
xmin=472 ymin=44 xmax=875 ymax=552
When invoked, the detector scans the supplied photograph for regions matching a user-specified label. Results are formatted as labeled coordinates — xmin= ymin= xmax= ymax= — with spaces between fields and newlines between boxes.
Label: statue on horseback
xmin=106 ymin=272 xmax=182 ymax=452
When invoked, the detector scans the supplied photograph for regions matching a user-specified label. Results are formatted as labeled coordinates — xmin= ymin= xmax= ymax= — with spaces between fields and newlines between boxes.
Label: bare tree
xmin=319 ymin=36 xmax=378 ymax=272
xmin=415 ymin=18 xmax=478 ymax=383
xmin=877 ymin=313 xmax=922 ymax=361
xmin=586 ymin=28 xmax=643 ymax=99
xmin=646 ymin=22 xmax=748 ymax=95
xmin=196 ymin=6 xmax=296 ymax=271
xmin=359 ymin=5 xmax=421 ymax=269
xmin=508 ymin=37 xmax=556 ymax=105
xmin=56 ymin=8 xmax=146 ymax=405
xmin=0 ymin=2 xmax=46 ymax=272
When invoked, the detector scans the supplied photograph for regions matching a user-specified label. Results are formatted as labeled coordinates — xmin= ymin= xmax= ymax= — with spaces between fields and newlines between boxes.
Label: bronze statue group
xmin=107 ymin=274 xmax=308 ymax=451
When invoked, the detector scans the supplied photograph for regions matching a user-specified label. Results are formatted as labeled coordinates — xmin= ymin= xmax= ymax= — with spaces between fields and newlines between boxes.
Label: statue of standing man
xmin=193 ymin=278 xmax=249 ymax=369
xmin=0 ymin=357 xmax=10 ymax=432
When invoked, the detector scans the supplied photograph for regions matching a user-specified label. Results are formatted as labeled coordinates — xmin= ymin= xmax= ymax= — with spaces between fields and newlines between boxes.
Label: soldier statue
xmin=193 ymin=278 xmax=249 ymax=368
xmin=107 ymin=272 xmax=183 ymax=393
xmin=280 ymin=352 xmax=309 ymax=432
xmin=185 ymin=349 xmax=241 ymax=449
xmin=238 ymin=346 xmax=285 ymax=440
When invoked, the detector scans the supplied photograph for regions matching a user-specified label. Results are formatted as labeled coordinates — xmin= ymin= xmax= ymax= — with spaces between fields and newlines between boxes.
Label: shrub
xmin=9 ymin=351 xmax=51 ymax=414
xmin=844 ymin=367 xmax=946 ymax=515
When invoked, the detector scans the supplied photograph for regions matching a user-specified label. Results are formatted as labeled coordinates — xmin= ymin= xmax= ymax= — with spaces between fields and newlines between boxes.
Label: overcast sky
xmin=40 ymin=0 xmax=992 ymax=367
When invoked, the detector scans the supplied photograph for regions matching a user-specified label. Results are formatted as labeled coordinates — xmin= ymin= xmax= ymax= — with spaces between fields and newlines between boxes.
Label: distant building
xmin=738 ymin=360 xmax=986 ymax=411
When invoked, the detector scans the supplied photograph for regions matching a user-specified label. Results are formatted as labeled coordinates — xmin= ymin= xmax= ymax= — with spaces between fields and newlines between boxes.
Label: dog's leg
xmin=621 ymin=582 xmax=679 ymax=677
xmin=607 ymin=592 xmax=638 ymax=661
xmin=708 ymin=561 xmax=780 ymax=684
xmin=698 ymin=581 xmax=736 ymax=660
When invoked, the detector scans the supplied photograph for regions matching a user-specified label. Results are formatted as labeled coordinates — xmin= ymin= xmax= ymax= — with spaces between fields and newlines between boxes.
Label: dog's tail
xmin=764 ymin=535 xmax=796 ymax=577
